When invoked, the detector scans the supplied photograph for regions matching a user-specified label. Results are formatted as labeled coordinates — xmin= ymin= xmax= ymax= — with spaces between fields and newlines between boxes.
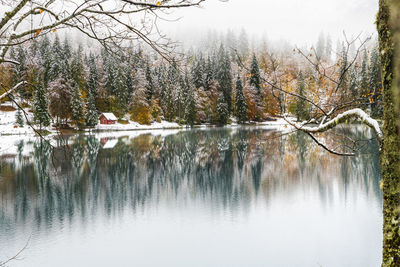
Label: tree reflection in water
xmin=0 ymin=127 xmax=383 ymax=266
xmin=0 ymin=128 xmax=382 ymax=229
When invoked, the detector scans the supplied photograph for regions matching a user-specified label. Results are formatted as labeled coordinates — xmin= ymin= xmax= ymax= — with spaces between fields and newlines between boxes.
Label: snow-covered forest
xmin=0 ymin=31 xmax=382 ymax=129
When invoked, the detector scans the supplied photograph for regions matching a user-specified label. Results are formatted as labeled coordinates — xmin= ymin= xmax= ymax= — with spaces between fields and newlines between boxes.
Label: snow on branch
xmin=286 ymin=108 xmax=383 ymax=144
xmin=0 ymin=58 xmax=20 ymax=65
xmin=0 ymin=81 xmax=27 ymax=100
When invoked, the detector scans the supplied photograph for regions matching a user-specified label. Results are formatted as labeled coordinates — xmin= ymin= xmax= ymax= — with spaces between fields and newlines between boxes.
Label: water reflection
xmin=0 ymin=128 xmax=382 ymax=267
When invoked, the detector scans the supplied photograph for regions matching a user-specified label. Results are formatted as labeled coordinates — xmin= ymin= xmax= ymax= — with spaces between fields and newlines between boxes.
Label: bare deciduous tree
xmin=238 ymin=35 xmax=382 ymax=156
xmin=0 ymin=0 xmax=205 ymax=97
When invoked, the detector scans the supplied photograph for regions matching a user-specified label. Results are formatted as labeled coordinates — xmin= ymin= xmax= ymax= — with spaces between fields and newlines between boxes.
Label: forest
xmin=0 ymin=32 xmax=382 ymax=129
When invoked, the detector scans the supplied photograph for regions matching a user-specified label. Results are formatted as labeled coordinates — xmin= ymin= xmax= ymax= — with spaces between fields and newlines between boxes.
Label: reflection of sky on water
xmin=0 ymin=128 xmax=382 ymax=267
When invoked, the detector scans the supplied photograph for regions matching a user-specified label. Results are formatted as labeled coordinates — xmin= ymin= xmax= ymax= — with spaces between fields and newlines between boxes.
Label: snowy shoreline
xmin=0 ymin=119 xmax=291 ymax=136
xmin=0 ymin=103 xmax=293 ymax=136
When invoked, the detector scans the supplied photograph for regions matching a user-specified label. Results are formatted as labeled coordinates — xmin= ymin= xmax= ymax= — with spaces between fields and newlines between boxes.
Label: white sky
xmin=162 ymin=0 xmax=378 ymax=46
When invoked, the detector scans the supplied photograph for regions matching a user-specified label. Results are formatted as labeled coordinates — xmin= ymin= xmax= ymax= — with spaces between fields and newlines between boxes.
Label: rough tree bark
xmin=377 ymin=0 xmax=400 ymax=266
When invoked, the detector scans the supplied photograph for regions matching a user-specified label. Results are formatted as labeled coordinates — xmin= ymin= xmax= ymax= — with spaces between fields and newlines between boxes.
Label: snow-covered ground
xmin=93 ymin=120 xmax=182 ymax=132
xmin=0 ymin=104 xmax=36 ymax=135
xmin=0 ymin=102 xmax=294 ymax=138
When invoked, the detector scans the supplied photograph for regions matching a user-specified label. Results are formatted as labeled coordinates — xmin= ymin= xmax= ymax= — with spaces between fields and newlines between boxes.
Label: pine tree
xmin=33 ymin=80 xmax=50 ymax=130
xmin=235 ymin=74 xmax=247 ymax=123
xmin=348 ymin=66 xmax=359 ymax=99
xmin=192 ymin=53 xmax=205 ymax=89
xmin=369 ymin=44 xmax=382 ymax=117
xmin=184 ymin=75 xmax=197 ymax=126
xmin=86 ymin=92 xmax=98 ymax=127
xmin=10 ymin=46 xmax=30 ymax=99
xmin=103 ymin=52 xmax=117 ymax=94
xmin=216 ymin=44 xmax=233 ymax=113
xmin=145 ymin=64 xmax=154 ymax=104
xmin=338 ymin=42 xmax=349 ymax=101
xmin=16 ymin=108 xmax=24 ymax=127
xmin=10 ymin=46 xmax=27 ymax=86
xmin=49 ymin=35 xmax=64 ymax=80
xmin=162 ymin=62 xmax=180 ymax=121
xmin=204 ymin=55 xmax=214 ymax=91
xmin=360 ymin=50 xmax=369 ymax=98
xmin=38 ymin=36 xmax=52 ymax=86
xmin=70 ymin=45 xmax=85 ymax=90
xmin=295 ymin=71 xmax=308 ymax=121
xmin=71 ymin=85 xmax=84 ymax=127
xmin=63 ymin=37 xmax=72 ymax=62
xmin=113 ymin=65 xmax=129 ymax=117
xmin=217 ymin=93 xmax=229 ymax=125
xmin=87 ymin=53 xmax=98 ymax=98
xmin=249 ymin=53 xmax=262 ymax=103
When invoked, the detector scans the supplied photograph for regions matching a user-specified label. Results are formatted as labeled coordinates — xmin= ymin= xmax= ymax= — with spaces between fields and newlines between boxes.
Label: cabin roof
xmin=100 ymin=113 xmax=118 ymax=121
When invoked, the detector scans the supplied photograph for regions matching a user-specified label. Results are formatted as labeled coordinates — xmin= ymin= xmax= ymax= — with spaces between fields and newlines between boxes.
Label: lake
xmin=0 ymin=127 xmax=382 ymax=267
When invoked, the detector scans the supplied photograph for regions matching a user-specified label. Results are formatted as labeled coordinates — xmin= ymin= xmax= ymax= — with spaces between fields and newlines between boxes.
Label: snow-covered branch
xmin=0 ymin=81 xmax=27 ymax=100
xmin=286 ymin=108 xmax=383 ymax=144
xmin=0 ymin=58 xmax=20 ymax=65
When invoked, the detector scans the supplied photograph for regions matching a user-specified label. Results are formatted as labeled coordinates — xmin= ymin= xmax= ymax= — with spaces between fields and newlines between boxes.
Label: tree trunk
xmin=377 ymin=0 xmax=400 ymax=266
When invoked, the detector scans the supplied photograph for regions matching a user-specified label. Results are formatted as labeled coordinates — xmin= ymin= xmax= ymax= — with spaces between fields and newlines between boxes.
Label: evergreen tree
xmin=295 ymin=71 xmax=308 ymax=121
xmin=249 ymin=53 xmax=262 ymax=103
xmin=86 ymin=92 xmax=98 ymax=127
xmin=103 ymin=52 xmax=117 ymax=94
xmin=204 ymin=55 xmax=214 ymax=91
xmin=63 ymin=37 xmax=72 ymax=62
xmin=216 ymin=44 xmax=233 ymax=113
xmin=235 ymin=74 xmax=247 ymax=123
xmin=145 ymin=64 xmax=154 ymax=104
xmin=71 ymin=85 xmax=84 ymax=127
xmin=217 ymin=93 xmax=229 ymax=125
xmin=10 ymin=46 xmax=27 ymax=84
xmin=16 ymin=108 xmax=24 ymax=127
xmin=10 ymin=46 xmax=30 ymax=99
xmin=70 ymin=45 xmax=85 ymax=90
xmin=33 ymin=80 xmax=50 ymax=130
xmin=360 ymin=50 xmax=369 ymax=98
xmin=184 ymin=75 xmax=197 ymax=126
xmin=348 ymin=66 xmax=359 ymax=99
xmin=49 ymin=35 xmax=65 ymax=80
xmin=369 ymin=44 xmax=382 ymax=117
xmin=87 ymin=53 xmax=98 ymax=98
xmin=162 ymin=62 xmax=180 ymax=121
xmin=38 ymin=36 xmax=52 ymax=85
xmin=192 ymin=53 xmax=205 ymax=89
xmin=113 ymin=65 xmax=129 ymax=117
xmin=156 ymin=64 xmax=167 ymax=100
xmin=338 ymin=42 xmax=349 ymax=101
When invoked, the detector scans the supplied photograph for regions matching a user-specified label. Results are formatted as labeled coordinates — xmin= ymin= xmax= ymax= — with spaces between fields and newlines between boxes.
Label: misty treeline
xmin=0 ymin=31 xmax=382 ymax=128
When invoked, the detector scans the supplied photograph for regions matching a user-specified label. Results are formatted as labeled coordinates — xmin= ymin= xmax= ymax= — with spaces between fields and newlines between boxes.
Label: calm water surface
xmin=0 ymin=127 xmax=382 ymax=266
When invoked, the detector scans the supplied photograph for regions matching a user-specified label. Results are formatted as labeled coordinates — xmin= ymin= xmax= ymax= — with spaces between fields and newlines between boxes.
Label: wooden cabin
xmin=99 ymin=113 xmax=118 ymax=124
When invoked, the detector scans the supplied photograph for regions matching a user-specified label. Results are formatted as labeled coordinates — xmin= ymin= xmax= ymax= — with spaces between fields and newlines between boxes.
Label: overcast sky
xmin=162 ymin=0 xmax=378 ymax=46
